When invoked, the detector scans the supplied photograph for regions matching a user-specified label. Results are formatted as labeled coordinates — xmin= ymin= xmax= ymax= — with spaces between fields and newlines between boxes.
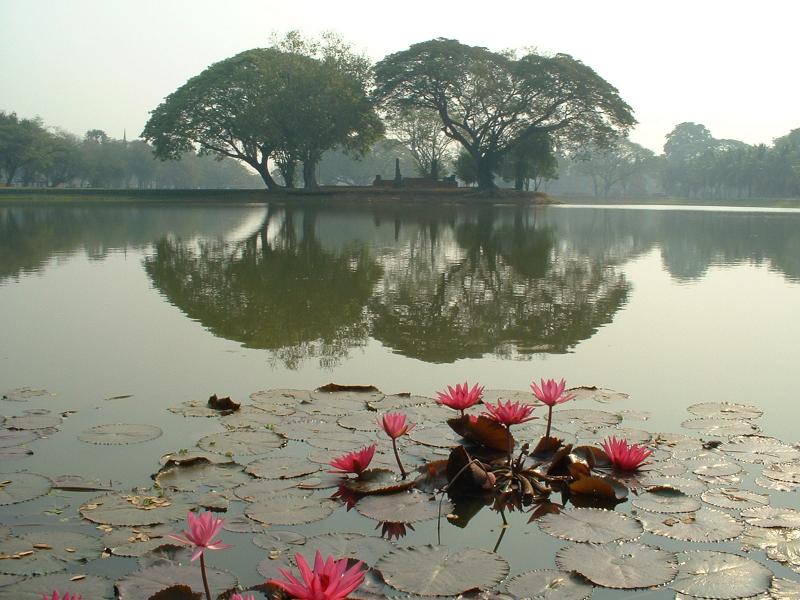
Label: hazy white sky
xmin=1 ymin=0 xmax=798 ymax=153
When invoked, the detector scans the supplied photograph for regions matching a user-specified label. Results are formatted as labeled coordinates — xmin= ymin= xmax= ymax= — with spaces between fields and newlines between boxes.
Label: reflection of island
xmin=144 ymin=209 xmax=382 ymax=369
xmin=0 ymin=204 xmax=266 ymax=284
xmin=369 ymin=208 xmax=631 ymax=362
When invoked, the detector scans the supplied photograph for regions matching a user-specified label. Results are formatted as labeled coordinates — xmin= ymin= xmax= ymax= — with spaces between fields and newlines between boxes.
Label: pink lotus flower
xmin=601 ymin=436 xmax=653 ymax=471
xmin=329 ymin=444 xmax=376 ymax=475
xmin=268 ymin=551 xmax=366 ymax=600
xmin=169 ymin=510 xmax=233 ymax=562
xmin=531 ymin=378 xmax=575 ymax=438
xmin=531 ymin=378 xmax=575 ymax=407
xmin=482 ymin=399 xmax=536 ymax=426
xmin=379 ymin=412 xmax=415 ymax=439
xmin=43 ymin=593 xmax=81 ymax=600
xmin=436 ymin=382 xmax=484 ymax=415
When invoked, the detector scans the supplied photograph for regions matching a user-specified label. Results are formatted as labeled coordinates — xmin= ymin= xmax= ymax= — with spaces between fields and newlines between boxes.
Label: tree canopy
xmin=142 ymin=43 xmax=383 ymax=190
xmin=374 ymin=38 xmax=635 ymax=189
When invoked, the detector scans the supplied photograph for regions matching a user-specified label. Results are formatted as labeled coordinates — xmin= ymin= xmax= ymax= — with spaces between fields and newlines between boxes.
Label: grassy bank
xmin=0 ymin=186 xmax=554 ymax=206
xmin=556 ymin=194 xmax=800 ymax=209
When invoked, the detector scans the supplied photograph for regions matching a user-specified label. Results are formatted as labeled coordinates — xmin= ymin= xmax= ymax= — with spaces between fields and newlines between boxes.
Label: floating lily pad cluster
xmin=1 ymin=386 xmax=800 ymax=599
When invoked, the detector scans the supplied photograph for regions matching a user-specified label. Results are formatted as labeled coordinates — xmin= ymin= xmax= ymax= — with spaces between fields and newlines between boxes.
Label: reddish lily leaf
xmin=447 ymin=416 xmax=513 ymax=452
xmin=412 ymin=459 xmax=449 ymax=493
xmin=446 ymin=446 xmax=494 ymax=494
xmin=568 ymin=475 xmax=628 ymax=502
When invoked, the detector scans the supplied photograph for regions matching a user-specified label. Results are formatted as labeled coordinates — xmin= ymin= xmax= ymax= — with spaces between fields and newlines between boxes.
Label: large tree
xmin=142 ymin=46 xmax=382 ymax=190
xmin=374 ymin=38 xmax=635 ymax=190
xmin=0 ymin=112 xmax=51 ymax=185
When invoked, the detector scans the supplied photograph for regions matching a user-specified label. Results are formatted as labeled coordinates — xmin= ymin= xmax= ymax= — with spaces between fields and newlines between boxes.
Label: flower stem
xmin=506 ymin=425 xmax=513 ymax=470
xmin=546 ymin=406 xmax=553 ymax=439
xmin=392 ymin=438 xmax=407 ymax=479
xmin=199 ymin=552 xmax=212 ymax=600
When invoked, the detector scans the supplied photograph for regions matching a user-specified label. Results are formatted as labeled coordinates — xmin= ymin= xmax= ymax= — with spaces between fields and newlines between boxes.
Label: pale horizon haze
xmin=1 ymin=0 xmax=798 ymax=153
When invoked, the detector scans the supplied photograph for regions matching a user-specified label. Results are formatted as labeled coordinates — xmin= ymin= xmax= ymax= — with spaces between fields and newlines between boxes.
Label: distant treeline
xmin=0 ymin=115 xmax=262 ymax=189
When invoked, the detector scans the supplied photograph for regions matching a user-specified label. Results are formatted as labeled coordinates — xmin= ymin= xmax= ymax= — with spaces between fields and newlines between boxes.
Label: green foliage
xmin=142 ymin=39 xmax=383 ymax=190
xmin=499 ymin=133 xmax=558 ymax=191
xmin=0 ymin=112 xmax=52 ymax=185
xmin=384 ymin=108 xmax=455 ymax=177
xmin=374 ymin=38 xmax=635 ymax=189
xmin=571 ymin=138 xmax=656 ymax=198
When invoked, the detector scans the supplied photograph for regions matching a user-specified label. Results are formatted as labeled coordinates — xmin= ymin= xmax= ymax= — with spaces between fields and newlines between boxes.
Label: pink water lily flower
xmin=379 ymin=412 xmax=415 ymax=439
xmin=329 ymin=444 xmax=376 ymax=475
xmin=268 ymin=551 xmax=366 ymax=600
xmin=531 ymin=378 xmax=576 ymax=407
xmin=43 ymin=593 xmax=82 ymax=600
xmin=169 ymin=510 xmax=233 ymax=562
xmin=601 ymin=436 xmax=653 ymax=471
xmin=436 ymin=382 xmax=484 ymax=415
xmin=482 ymin=399 xmax=536 ymax=426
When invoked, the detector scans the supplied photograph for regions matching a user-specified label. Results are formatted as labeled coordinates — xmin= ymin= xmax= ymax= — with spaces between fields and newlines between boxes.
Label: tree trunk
xmin=278 ymin=162 xmax=296 ymax=188
xmin=476 ymin=156 xmax=496 ymax=191
xmin=514 ymin=160 xmax=524 ymax=191
xmin=303 ymin=160 xmax=318 ymax=189
xmin=255 ymin=164 xmax=281 ymax=191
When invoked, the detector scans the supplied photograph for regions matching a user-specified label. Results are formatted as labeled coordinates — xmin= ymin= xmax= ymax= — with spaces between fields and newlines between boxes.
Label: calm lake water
xmin=2 ymin=199 xmax=800 ymax=597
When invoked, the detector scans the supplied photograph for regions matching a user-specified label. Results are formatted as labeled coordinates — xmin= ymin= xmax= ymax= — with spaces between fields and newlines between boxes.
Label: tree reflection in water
xmin=144 ymin=206 xmax=630 ymax=367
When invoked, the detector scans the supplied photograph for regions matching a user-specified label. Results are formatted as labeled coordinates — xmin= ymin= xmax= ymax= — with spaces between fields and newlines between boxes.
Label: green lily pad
xmin=245 ymin=455 xmax=319 ymax=480
xmin=116 ymin=562 xmax=237 ymax=600
xmin=5 ymin=414 xmax=62 ymax=430
xmin=102 ymin=524 xmax=177 ymax=557
xmin=701 ymin=488 xmax=770 ymax=511
xmin=233 ymin=478 xmax=304 ymax=501
xmin=670 ymin=550 xmax=773 ymax=599
xmin=0 ymin=573 xmax=113 ymax=599
xmin=376 ymin=545 xmax=509 ymax=596
xmin=632 ymin=489 xmax=701 ymax=514
xmin=742 ymin=506 xmax=800 ymax=529
xmin=720 ymin=435 xmax=800 ymax=464
xmin=555 ymin=542 xmax=677 ymax=589
xmin=0 ymin=429 xmax=38 ymax=448
xmin=197 ymin=429 xmax=286 ymax=456
xmin=0 ymin=472 xmax=51 ymax=505
xmin=538 ymin=507 xmax=642 ymax=543
xmin=294 ymin=532 xmax=394 ymax=567
xmin=79 ymin=493 xmax=190 ymax=526
xmin=505 ymin=569 xmax=593 ymax=600
xmin=640 ymin=508 xmax=743 ymax=542
xmin=356 ymin=490 xmax=452 ymax=524
xmin=1 ymin=388 xmax=52 ymax=402
xmin=154 ymin=462 xmax=251 ymax=492
xmin=79 ymin=423 xmax=162 ymax=445
xmin=681 ymin=418 xmax=759 ymax=437
xmin=245 ymin=494 xmax=335 ymax=525
xmin=687 ymin=402 xmax=763 ymax=420
xmin=0 ymin=530 xmax=102 ymax=576
xmin=761 ymin=462 xmax=800 ymax=484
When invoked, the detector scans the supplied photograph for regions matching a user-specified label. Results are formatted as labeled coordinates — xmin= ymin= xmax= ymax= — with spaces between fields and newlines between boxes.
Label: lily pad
xmin=294 ymin=532 xmax=394 ymax=567
xmin=79 ymin=493 xmax=189 ymax=526
xmin=0 ymin=429 xmax=37 ymax=448
xmin=0 ymin=530 xmax=102 ymax=576
xmin=701 ymin=488 xmax=770 ymax=511
xmin=557 ymin=409 xmax=622 ymax=429
xmin=639 ymin=475 xmax=706 ymax=496
xmin=761 ymin=462 xmax=800 ymax=485
xmin=538 ymin=507 xmax=642 ymax=543
xmin=771 ymin=578 xmax=800 ymax=599
xmin=342 ymin=469 xmax=415 ymax=495
xmin=245 ymin=455 xmax=320 ymax=480
xmin=356 ymin=490 xmax=452 ymax=524
xmin=103 ymin=524 xmax=177 ymax=557
xmin=410 ymin=425 xmax=460 ymax=448
xmin=555 ymin=542 xmax=678 ymax=589
xmin=692 ymin=460 xmax=742 ymax=477
xmin=687 ymin=402 xmax=763 ymax=420
xmin=640 ymin=508 xmax=743 ymax=542
xmin=754 ymin=476 xmax=798 ymax=492
xmin=670 ymin=550 xmax=773 ymax=599
xmin=252 ymin=530 xmax=306 ymax=552
xmin=116 ymin=562 xmax=237 ymax=600
xmin=5 ymin=414 xmax=62 ymax=430
xmin=219 ymin=406 xmax=283 ymax=430
xmin=168 ymin=400 xmax=223 ymax=418
xmin=376 ymin=545 xmax=509 ymax=596
xmin=0 ymin=472 xmax=51 ymax=505
xmin=632 ymin=489 xmax=702 ymax=514
xmin=78 ymin=423 xmax=162 ymax=445
xmin=197 ymin=430 xmax=286 ymax=456
xmin=504 ymin=569 xmax=593 ymax=600
xmin=720 ymin=435 xmax=800 ymax=464
xmin=233 ymin=478 xmax=304 ymax=501
xmin=681 ymin=418 xmax=759 ymax=437
xmin=245 ymin=494 xmax=335 ymax=525
xmin=154 ymin=462 xmax=251 ymax=492
xmin=568 ymin=386 xmax=630 ymax=404
xmin=338 ymin=412 xmax=382 ymax=432
xmin=1 ymin=388 xmax=52 ymax=402
xmin=742 ymin=506 xmax=800 ymax=529
xmin=249 ymin=389 xmax=311 ymax=413
xmin=0 ymin=446 xmax=33 ymax=460
xmin=0 ymin=573 xmax=113 ymax=599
